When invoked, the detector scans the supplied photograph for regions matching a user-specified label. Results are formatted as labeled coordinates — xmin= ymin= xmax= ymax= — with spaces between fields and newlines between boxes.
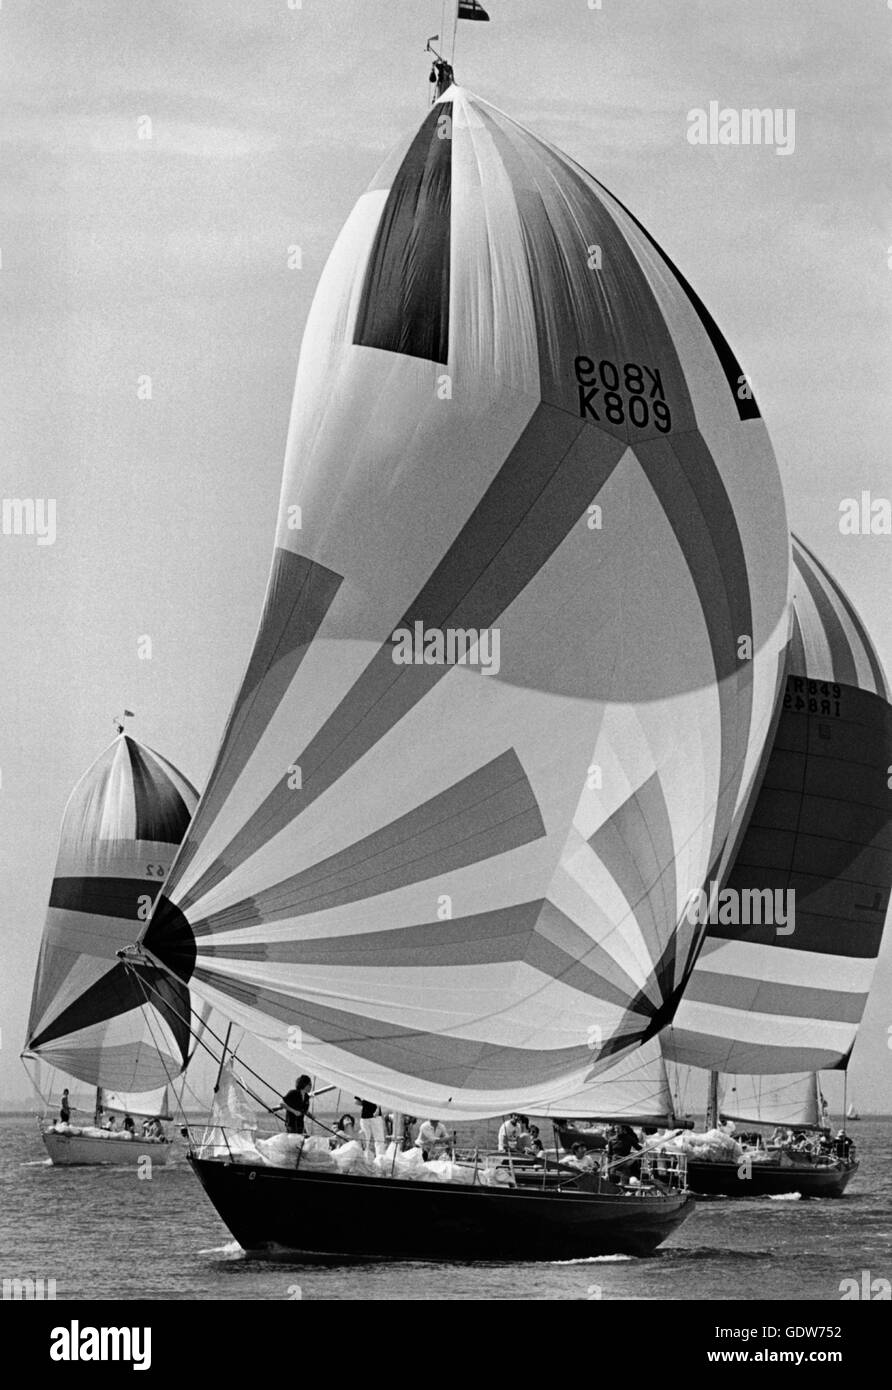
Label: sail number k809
xmin=574 ymin=355 xmax=672 ymax=433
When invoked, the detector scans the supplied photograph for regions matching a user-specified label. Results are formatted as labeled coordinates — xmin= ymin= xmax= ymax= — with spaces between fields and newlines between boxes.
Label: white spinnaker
xmin=140 ymin=88 xmax=790 ymax=1118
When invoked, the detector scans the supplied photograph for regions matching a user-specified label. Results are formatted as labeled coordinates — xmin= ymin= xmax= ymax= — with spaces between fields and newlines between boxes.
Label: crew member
xmin=278 ymin=1075 xmax=312 ymax=1134
xmin=416 ymin=1118 xmax=450 ymax=1160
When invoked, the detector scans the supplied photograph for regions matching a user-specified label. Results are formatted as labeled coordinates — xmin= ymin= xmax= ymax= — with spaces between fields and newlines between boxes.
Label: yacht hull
xmin=42 ymin=1131 xmax=171 ymax=1167
xmin=686 ymin=1157 xmax=857 ymax=1198
xmin=190 ymin=1155 xmax=693 ymax=1261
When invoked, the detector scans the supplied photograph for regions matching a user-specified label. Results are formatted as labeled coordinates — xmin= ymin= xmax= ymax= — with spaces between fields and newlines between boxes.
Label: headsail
xmin=140 ymin=88 xmax=789 ymax=1117
xmin=667 ymin=535 xmax=892 ymax=1073
xmin=719 ymin=1073 xmax=824 ymax=1130
xmin=101 ymin=1084 xmax=172 ymax=1119
xmin=25 ymin=735 xmax=198 ymax=1091
xmin=526 ymin=1038 xmax=678 ymax=1126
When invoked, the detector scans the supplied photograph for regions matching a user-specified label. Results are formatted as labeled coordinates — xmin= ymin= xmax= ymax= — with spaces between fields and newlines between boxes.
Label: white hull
xmin=42 ymin=1131 xmax=171 ymax=1167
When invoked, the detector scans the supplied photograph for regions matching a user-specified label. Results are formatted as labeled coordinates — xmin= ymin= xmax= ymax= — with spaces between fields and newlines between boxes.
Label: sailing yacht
xmin=660 ymin=536 xmax=891 ymax=1196
xmin=22 ymin=729 xmax=199 ymax=1166
xmin=120 ymin=0 xmax=806 ymax=1257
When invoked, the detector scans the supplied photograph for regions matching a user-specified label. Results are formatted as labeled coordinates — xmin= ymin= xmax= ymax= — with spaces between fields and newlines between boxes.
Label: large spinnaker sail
xmin=667 ymin=535 xmax=892 ymax=1073
xmin=141 ymin=87 xmax=789 ymax=1118
xmin=25 ymin=735 xmax=198 ymax=1091
xmin=718 ymin=1072 xmax=824 ymax=1130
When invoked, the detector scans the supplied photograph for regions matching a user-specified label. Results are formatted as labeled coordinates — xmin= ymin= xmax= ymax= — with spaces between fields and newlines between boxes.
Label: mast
xmin=706 ymin=1071 xmax=720 ymax=1130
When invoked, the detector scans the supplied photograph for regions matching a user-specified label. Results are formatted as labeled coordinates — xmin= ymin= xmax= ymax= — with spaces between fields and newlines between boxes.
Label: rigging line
xmin=21 ymin=1055 xmax=54 ymax=1113
xmin=125 ymin=963 xmax=282 ymax=1118
xmin=120 ymin=955 xmax=337 ymax=1137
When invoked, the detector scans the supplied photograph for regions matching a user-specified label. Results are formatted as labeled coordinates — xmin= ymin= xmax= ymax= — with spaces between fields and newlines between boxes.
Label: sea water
xmin=2 ymin=1115 xmax=890 ymax=1301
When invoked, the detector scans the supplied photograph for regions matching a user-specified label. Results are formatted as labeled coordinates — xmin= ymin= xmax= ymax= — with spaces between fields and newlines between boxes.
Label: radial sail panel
xmin=668 ymin=536 xmax=892 ymax=1073
xmin=140 ymin=88 xmax=789 ymax=1118
xmin=25 ymin=735 xmax=198 ymax=1091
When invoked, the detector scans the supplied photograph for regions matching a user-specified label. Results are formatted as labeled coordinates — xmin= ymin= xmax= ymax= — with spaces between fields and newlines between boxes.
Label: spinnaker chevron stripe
xmin=789 ymin=606 xmax=807 ymax=675
xmin=793 ymin=535 xmax=888 ymax=698
xmin=578 ymin=164 xmax=761 ymax=421
xmin=49 ymin=877 xmax=163 ymax=918
xmin=137 ymin=746 xmax=199 ymax=810
xmin=168 ymin=552 xmax=343 ymax=896
xmin=189 ymin=967 xmax=617 ymax=1089
xmin=587 ymin=772 xmax=676 ymax=968
xmin=633 ymin=430 xmax=755 ymax=877
xmin=681 ymin=971 xmax=866 ymax=1022
xmin=666 ymin=1028 xmax=849 ymax=1075
xmin=27 ymin=960 xmax=191 ymax=1064
xmin=126 ymin=740 xmax=193 ymax=843
xmin=791 ymin=547 xmax=858 ymax=687
xmin=196 ymin=898 xmax=640 ymax=1011
xmin=190 ymin=749 xmax=546 ymax=936
xmin=354 ymin=102 xmax=452 ymax=364
xmin=179 ymin=406 xmax=628 ymax=910
xmin=475 ymin=103 xmax=698 ymax=435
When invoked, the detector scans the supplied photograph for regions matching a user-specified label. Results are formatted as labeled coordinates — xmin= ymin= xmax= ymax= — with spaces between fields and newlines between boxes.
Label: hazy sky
xmin=2 ymin=0 xmax=890 ymax=1113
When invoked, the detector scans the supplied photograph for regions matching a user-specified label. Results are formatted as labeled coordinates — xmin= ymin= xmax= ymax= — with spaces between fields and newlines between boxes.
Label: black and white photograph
xmin=1 ymin=0 xmax=890 ymax=1339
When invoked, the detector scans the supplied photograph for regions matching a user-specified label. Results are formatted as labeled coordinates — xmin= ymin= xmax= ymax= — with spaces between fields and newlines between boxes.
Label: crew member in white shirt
xmin=416 ymin=1118 xmax=450 ymax=1160
xmin=497 ymin=1113 xmax=521 ymax=1153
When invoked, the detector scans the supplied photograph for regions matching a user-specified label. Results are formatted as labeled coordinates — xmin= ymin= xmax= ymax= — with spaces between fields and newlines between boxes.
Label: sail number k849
xmin=574 ymin=355 xmax=672 ymax=432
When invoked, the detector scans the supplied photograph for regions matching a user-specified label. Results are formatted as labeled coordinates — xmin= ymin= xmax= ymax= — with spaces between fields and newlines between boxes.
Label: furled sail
xmin=140 ymin=87 xmax=789 ymax=1117
xmin=719 ymin=1073 xmax=824 ymax=1130
xmin=24 ymin=735 xmax=198 ymax=1091
xmin=667 ymin=535 xmax=892 ymax=1073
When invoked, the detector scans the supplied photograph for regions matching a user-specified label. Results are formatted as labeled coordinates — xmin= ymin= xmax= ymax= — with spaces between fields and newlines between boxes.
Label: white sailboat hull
xmin=42 ymin=1131 xmax=171 ymax=1167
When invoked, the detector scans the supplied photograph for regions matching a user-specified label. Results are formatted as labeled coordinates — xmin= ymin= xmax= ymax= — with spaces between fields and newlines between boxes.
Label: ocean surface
xmin=2 ymin=1114 xmax=890 ymax=1300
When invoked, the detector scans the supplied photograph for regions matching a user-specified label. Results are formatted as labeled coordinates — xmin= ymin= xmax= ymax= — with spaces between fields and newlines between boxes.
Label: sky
xmin=1 ymin=0 xmax=890 ymax=1114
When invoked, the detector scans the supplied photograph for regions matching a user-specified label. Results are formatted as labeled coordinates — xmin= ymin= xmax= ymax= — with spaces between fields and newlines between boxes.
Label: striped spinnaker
xmin=25 ymin=735 xmax=198 ymax=1090
xmin=139 ymin=88 xmax=790 ymax=1118
xmin=667 ymin=536 xmax=892 ymax=1073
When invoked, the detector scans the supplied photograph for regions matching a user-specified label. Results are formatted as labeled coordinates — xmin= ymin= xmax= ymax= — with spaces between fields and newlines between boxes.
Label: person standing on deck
xmin=59 ymin=1089 xmax=71 ymax=1124
xmin=277 ymin=1075 xmax=312 ymax=1135
xmin=355 ymin=1097 xmax=387 ymax=1156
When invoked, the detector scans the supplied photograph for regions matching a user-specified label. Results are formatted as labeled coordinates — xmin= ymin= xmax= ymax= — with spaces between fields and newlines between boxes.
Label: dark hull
xmin=190 ymin=1156 xmax=693 ymax=1261
xmin=687 ymin=1157 xmax=857 ymax=1198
